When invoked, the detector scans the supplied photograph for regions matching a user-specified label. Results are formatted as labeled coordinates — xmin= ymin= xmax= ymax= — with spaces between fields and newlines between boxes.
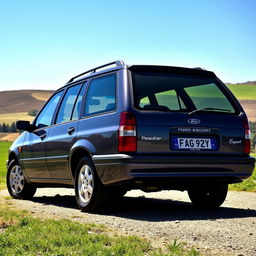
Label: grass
xmin=0 ymin=141 xmax=12 ymax=189
xmin=0 ymin=202 xmax=200 ymax=256
xmin=226 ymin=84 xmax=256 ymax=100
xmin=0 ymin=112 xmax=34 ymax=125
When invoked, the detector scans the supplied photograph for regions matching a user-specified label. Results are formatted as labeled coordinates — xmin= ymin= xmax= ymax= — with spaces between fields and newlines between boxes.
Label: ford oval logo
xmin=188 ymin=118 xmax=201 ymax=125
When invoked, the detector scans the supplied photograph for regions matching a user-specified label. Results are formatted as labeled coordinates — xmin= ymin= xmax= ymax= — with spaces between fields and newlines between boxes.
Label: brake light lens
xmin=243 ymin=116 xmax=251 ymax=154
xmin=118 ymin=112 xmax=137 ymax=152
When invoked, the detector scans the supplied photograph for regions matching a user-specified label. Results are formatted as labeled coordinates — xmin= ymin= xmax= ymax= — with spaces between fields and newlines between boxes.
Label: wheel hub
xmin=78 ymin=164 xmax=94 ymax=204
xmin=9 ymin=165 xmax=25 ymax=194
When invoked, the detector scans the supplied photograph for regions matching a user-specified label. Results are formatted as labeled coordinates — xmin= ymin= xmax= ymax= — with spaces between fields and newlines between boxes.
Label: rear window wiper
xmin=189 ymin=107 xmax=231 ymax=115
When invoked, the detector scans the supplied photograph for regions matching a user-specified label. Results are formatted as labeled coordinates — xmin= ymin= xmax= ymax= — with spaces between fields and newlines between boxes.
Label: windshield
xmin=131 ymin=71 xmax=236 ymax=114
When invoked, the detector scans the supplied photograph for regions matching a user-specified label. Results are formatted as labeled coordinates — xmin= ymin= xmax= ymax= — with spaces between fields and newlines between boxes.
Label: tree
xmin=10 ymin=122 xmax=17 ymax=132
xmin=28 ymin=109 xmax=38 ymax=117
xmin=2 ymin=123 xmax=8 ymax=132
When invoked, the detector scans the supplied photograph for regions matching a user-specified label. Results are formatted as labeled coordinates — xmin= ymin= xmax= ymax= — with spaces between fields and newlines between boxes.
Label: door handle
xmin=67 ymin=127 xmax=75 ymax=135
xmin=40 ymin=133 xmax=46 ymax=140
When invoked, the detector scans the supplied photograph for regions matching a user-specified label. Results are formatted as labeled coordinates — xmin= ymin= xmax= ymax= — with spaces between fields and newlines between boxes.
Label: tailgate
xmin=130 ymin=66 xmax=247 ymax=155
xmin=136 ymin=111 xmax=245 ymax=155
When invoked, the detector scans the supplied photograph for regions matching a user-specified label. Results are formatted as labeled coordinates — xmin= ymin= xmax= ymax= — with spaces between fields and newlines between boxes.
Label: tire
xmin=188 ymin=183 xmax=228 ymax=208
xmin=75 ymin=157 xmax=106 ymax=212
xmin=6 ymin=160 xmax=37 ymax=200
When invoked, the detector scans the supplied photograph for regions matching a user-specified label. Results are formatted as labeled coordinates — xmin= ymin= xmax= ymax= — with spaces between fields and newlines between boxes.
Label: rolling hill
xmin=0 ymin=90 xmax=53 ymax=125
xmin=0 ymin=90 xmax=53 ymax=115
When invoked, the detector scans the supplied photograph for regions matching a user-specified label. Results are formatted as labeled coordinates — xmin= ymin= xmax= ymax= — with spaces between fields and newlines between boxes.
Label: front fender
xmin=7 ymin=149 xmax=20 ymax=166
xmin=7 ymin=149 xmax=31 ymax=184
xmin=8 ymin=131 xmax=27 ymax=167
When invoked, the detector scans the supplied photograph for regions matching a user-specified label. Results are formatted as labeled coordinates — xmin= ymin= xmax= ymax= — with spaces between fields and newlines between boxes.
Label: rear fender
xmin=69 ymin=139 xmax=96 ymax=179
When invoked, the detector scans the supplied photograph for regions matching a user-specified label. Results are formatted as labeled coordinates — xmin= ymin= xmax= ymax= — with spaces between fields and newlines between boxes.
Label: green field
xmin=226 ymin=84 xmax=256 ymax=100
xmin=0 ymin=141 xmax=12 ymax=188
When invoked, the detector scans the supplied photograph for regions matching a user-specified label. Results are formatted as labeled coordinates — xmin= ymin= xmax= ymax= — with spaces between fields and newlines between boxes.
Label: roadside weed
xmin=0 ymin=202 xmax=201 ymax=256
xmin=0 ymin=141 xmax=12 ymax=189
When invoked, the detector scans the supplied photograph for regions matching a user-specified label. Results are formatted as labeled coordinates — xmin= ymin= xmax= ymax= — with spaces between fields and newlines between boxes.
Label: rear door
xmin=77 ymin=73 xmax=118 ymax=154
xmin=131 ymin=68 xmax=245 ymax=155
xmin=46 ymin=83 xmax=86 ymax=179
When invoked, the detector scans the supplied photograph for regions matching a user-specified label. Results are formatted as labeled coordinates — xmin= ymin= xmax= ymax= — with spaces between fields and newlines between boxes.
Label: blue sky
xmin=0 ymin=0 xmax=255 ymax=91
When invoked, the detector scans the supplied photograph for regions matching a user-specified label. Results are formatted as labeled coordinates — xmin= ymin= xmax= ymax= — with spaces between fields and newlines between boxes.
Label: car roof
xmin=59 ymin=60 xmax=216 ymax=91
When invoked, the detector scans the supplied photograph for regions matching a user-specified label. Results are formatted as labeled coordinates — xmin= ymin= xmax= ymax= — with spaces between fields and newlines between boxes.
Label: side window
xmin=71 ymin=83 xmax=86 ymax=121
xmin=84 ymin=74 xmax=116 ymax=116
xmin=56 ymin=84 xmax=82 ymax=124
xmin=139 ymin=96 xmax=150 ymax=108
xmin=35 ymin=91 xmax=63 ymax=128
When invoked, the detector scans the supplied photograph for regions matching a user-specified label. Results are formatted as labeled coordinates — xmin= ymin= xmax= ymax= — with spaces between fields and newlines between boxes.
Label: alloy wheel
xmin=9 ymin=165 xmax=25 ymax=194
xmin=77 ymin=164 xmax=94 ymax=204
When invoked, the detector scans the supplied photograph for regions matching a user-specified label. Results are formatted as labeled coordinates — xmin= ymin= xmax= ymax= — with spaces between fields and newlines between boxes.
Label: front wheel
xmin=7 ymin=161 xmax=37 ymax=199
xmin=75 ymin=157 xmax=106 ymax=212
xmin=188 ymin=184 xmax=228 ymax=208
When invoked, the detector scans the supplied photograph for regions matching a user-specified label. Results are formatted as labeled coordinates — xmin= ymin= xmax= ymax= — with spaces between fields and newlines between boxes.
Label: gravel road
xmin=1 ymin=188 xmax=256 ymax=256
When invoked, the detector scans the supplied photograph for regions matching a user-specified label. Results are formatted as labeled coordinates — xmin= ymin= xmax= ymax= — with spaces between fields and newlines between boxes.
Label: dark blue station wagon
xmin=7 ymin=61 xmax=255 ymax=212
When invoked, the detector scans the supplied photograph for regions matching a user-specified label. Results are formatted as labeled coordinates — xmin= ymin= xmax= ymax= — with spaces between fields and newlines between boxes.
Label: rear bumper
xmin=92 ymin=154 xmax=255 ymax=186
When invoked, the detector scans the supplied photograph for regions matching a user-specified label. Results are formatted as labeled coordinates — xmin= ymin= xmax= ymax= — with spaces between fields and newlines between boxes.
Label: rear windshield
xmin=131 ymin=71 xmax=237 ymax=114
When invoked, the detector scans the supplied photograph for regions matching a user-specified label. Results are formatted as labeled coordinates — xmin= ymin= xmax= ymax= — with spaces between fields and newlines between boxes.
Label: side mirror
xmin=16 ymin=121 xmax=35 ymax=133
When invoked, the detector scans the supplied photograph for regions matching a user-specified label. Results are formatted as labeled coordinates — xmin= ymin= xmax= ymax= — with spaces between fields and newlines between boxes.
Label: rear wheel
xmin=188 ymin=184 xmax=228 ymax=208
xmin=75 ymin=157 xmax=106 ymax=212
xmin=7 ymin=161 xmax=37 ymax=199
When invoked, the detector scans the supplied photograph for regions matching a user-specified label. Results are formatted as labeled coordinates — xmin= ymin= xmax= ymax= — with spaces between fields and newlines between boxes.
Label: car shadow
xmin=30 ymin=194 xmax=256 ymax=222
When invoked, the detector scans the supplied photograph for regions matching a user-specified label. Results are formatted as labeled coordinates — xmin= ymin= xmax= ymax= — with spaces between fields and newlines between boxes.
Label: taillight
xmin=243 ymin=116 xmax=251 ymax=154
xmin=118 ymin=112 xmax=137 ymax=152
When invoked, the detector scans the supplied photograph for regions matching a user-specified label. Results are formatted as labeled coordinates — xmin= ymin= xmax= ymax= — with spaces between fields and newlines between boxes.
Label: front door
xmin=21 ymin=90 xmax=63 ymax=179
xmin=22 ymin=127 xmax=50 ymax=178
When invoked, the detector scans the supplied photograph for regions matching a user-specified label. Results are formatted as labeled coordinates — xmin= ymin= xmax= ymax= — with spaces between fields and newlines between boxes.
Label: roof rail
xmin=67 ymin=60 xmax=125 ymax=84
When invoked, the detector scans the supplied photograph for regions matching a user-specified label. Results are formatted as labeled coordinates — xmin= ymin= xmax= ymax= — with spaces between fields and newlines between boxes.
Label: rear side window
xmin=84 ymin=74 xmax=116 ymax=116
xmin=132 ymin=71 xmax=236 ymax=114
xmin=35 ymin=91 xmax=63 ymax=128
xmin=56 ymin=84 xmax=82 ymax=124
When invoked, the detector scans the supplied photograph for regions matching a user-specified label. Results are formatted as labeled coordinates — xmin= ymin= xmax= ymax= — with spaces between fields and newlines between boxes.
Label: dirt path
xmin=1 ymin=188 xmax=256 ymax=256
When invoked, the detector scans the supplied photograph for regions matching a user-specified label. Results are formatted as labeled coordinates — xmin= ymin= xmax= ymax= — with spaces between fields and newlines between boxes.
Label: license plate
xmin=172 ymin=137 xmax=217 ymax=150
